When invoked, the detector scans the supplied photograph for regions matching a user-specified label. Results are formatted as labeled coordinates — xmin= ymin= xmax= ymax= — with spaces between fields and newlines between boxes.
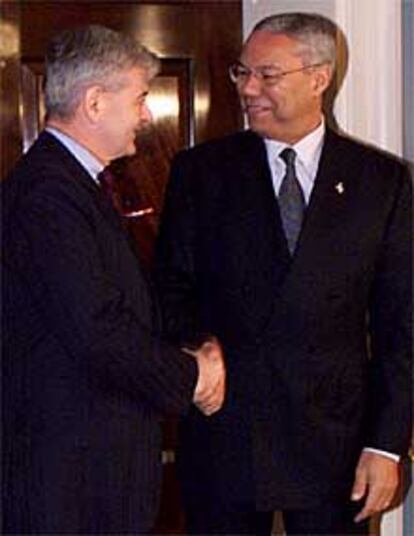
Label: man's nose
xmin=238 ymin=72 xmax=263 ymax=97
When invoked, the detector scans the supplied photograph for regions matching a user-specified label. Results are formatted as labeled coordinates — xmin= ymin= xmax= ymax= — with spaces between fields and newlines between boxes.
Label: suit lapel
xmin=232 ymin=130 xmax=353 ymax=280
xmin=293 ymin=130 xmax=352 ymax=258
xmin=39 ymin=132 xmax=125 ymax=232
xmin=40 ymin=131 xmax=100 ymax=196
xmin=254 ymin=128 xmax=355 ymax=339
xmin=280 ymin=128 xmax=354 ymax=283
xmin=234 ymin=131 xmax=291 ymax=271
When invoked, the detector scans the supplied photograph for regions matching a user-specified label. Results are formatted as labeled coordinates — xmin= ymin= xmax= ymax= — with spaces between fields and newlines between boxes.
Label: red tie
xmin=97 ymin=167 xmax=123 ymax=214
xmin=97 ymin=168 xmax=155 ymax=219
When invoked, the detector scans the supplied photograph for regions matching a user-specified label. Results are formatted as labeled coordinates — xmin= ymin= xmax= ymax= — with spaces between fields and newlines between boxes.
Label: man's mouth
xmin=243 ymin=103 xmax=272 ymax=114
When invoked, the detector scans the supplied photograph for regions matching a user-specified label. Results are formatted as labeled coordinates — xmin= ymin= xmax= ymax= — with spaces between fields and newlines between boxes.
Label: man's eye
xmin=261 ymin=70 xmax=280 ymax=80
xmin=237 ymin=68 xmax=250 ymax=77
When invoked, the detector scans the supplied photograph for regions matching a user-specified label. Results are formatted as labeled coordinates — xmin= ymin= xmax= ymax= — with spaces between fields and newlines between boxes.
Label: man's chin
xmin=123 ymin=143 xmax=138 ymax=157
xmin=246 ymin=116 xmax=273 ymax=138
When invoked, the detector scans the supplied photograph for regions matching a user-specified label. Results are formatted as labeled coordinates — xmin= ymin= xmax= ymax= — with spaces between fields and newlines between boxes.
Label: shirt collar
xmin=45 ymin=126 xmax=105 ymax=184
xmin=293 ymin=118 xmax=325 ymax=175
xmin=263 ymin=117 xmax=325 ymax=178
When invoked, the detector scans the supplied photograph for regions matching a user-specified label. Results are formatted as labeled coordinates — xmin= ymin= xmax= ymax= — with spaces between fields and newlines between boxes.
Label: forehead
xmin=118 ymin=66 xmax=150 ymax=92
xmin=240 ymin=31 xmax=302 ymax=66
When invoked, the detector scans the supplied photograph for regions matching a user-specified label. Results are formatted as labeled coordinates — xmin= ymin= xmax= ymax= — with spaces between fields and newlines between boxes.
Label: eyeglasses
xmin=228 ymin=61 xmax=327 ymax=87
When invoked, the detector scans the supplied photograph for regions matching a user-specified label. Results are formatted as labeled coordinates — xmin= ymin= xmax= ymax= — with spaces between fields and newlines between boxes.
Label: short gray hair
xmin=45 ymin=25 xmax=160 ymax=119
xmin=252 ymin=12 xmax=337 ymax=68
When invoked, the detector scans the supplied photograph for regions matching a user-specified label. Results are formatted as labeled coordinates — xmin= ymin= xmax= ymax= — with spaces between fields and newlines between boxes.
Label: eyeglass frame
xmin=228 ymin=60 xmax=328 ymax=87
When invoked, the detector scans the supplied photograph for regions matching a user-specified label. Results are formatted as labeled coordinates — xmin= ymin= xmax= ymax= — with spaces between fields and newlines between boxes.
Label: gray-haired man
xmin=2 ymin=25 xmax=225 ymax=534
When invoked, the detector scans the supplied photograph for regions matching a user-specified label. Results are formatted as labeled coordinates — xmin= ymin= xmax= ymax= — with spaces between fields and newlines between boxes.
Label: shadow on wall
xmin=323 ymin=22 xmax=348 ymax=134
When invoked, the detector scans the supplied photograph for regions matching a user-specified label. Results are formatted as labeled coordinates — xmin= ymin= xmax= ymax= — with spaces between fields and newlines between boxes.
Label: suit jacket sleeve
xmin=367 ymin=163 xmax=412 ymax=455
xmin=155 ymin=151 xmax=207 ymax=346
xmin=10 ymin=176 xmax=197 ymax=415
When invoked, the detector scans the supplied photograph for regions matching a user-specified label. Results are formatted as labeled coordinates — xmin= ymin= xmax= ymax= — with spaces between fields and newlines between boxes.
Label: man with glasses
xmin=155 ymin=12 xmax=412 ymax=535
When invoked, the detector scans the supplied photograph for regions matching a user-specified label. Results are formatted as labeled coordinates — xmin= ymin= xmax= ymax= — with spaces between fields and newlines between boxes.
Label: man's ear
xmin=83 ymin=85 xmax=106 ymax=124
xmin=312 ymin=64 xmax=333 ymax=95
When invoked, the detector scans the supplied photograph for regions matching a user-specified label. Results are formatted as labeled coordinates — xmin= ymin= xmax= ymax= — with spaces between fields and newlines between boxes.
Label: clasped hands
xmin=183 ymin=338 xmax=226 ymax=416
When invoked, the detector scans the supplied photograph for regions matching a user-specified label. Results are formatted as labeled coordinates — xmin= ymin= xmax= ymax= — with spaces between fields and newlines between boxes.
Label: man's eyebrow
xmin=238 ymin=60 xmax=283 ymax=69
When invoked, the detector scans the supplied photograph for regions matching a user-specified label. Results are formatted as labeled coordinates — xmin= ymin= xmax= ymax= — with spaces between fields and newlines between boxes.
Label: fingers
xmin=356 ymin=493 xmax=390 ymax=521
xmin=194 ymin=364 xmax=225 ymax=415
xmin=195 ymin=356 xmax=226 ymax=415
xmin=354 ymin=487 xmax=394 ymax=522
xmin=190 ymin=339 xmax=226 ymax=416
xmin=352 ymin=451 xmax=399 ymax=522
xmin=351 ymin=459 xmax=368 ymax=503
xmin=194 ymin=380 xmax=225 ymax=415
xmin=194 ymin=375 xmax=225 ymax=415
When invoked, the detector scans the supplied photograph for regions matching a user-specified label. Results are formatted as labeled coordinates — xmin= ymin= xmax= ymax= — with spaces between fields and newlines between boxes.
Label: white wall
xmin=334 ymin=0 xmax=403 ymax=155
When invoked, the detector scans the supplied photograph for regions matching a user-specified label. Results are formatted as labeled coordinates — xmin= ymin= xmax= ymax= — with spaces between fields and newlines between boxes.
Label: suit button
xmin=307 ymin=345 xmax=316 ymax=354
xmin=255 ymin=336 xmax=262 ymax=345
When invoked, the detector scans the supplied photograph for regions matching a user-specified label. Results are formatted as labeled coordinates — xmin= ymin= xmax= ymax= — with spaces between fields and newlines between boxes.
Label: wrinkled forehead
xmin=240 ymin=30 xmax=304 ymax=67
xmin=106 ymin=65 xmax=151 ymax=92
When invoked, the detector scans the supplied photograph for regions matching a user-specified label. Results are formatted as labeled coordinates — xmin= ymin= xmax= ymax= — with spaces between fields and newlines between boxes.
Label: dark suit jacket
xmin=155 ymin=128 xmax=412 ymax=511
xmin=2 ymin=131 xmax=198 ymax=533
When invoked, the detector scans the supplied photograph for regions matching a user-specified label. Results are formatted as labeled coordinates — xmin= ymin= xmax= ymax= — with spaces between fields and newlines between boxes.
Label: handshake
xmin=184 ymin=337 xmax=226 ymax=416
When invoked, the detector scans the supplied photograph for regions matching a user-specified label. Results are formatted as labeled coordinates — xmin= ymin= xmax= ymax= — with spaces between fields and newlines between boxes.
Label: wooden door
xmin=1 ymin=1 xmax=242 ymax=532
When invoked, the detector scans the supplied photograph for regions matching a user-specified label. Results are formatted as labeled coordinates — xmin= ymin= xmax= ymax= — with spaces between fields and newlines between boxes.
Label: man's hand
xmin=351 ymin=451 xmax=399 ymax=522
xmin=184 ymin=338 xmax=226 ymax=416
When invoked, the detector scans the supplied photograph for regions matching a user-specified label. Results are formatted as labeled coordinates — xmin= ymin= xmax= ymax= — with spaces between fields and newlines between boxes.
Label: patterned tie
xmin=97 ymin=167 xmax=123 ymax=214
xmin=278 ymin=148 xmax=305 ymax=255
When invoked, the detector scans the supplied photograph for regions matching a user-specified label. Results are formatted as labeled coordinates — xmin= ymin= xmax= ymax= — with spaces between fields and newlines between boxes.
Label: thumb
xmin=351 ymin=461 xmax=368 ymax=501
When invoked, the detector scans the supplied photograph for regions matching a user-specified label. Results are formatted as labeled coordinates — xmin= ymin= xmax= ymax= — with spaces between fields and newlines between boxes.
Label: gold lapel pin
xmin=335 ymin=182 xmax=345 ymax=194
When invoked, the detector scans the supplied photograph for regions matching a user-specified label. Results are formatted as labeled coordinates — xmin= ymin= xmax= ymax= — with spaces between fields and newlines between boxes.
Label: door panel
xmin=18 ymin=0 xmax=242 ymax=146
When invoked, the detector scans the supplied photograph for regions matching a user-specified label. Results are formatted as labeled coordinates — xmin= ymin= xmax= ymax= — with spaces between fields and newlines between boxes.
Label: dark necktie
xmin=97 ymin=167 xmax=123 ymax=214
xmin=278 ymin=148 xmax=305 ymax=255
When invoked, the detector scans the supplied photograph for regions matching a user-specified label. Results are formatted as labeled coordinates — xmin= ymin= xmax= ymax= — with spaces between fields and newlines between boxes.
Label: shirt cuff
xmin=363 ymin=447 xmax=400 ymax=463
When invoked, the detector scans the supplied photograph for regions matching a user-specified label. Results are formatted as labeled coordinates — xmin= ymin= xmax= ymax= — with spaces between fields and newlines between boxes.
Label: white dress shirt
xmin=264 ymin=119 xmax=324 ymax=205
